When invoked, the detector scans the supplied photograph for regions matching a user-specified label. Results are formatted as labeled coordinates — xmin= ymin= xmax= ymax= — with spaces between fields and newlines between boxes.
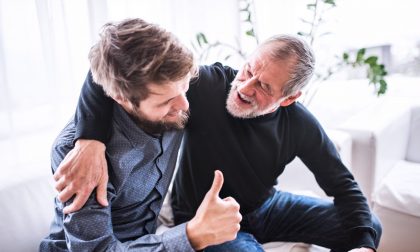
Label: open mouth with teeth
xmin=237 ymin=92 xmax=253 ymax=105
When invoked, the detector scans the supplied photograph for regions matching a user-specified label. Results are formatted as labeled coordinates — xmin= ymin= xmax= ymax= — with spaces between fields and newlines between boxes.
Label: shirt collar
xmin=112 ymin=105 xmax=160 ymax=148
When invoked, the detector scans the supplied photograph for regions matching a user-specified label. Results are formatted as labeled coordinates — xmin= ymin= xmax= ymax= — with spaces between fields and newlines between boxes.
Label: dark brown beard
xmin=129 ymin=108 xmax=190 ymax=135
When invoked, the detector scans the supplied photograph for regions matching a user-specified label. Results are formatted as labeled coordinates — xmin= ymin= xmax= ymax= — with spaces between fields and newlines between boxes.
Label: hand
xmin=349 ymin=248 xmax=375 ymax=252
xmin=54 ymin=139 xmax=109 ymax=214
xmin=186 ymin=170 xmax=242 ymax=250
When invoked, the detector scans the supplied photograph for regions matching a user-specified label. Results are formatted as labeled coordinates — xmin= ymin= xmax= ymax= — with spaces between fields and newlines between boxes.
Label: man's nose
xmin=174 ymin=94 xmax=189 ymax=112
xmin=238 ymin=77 xmax=257 ymax=97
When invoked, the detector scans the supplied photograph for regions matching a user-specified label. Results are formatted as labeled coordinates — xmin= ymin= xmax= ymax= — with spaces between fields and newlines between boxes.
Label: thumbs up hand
xmin=186 ymin=170 xmax=242 ymax=250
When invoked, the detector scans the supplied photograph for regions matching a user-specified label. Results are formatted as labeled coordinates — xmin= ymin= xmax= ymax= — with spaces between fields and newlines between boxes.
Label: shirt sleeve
xmin=293 ymin=103 xmax=377 ymax=249
xmin=74 ymin=70 xmax=114 ymax=143
xmin=49 ymin=135 xmax=195 ymax=252
xmin=60 ymin=195 xmax=194 ymax=252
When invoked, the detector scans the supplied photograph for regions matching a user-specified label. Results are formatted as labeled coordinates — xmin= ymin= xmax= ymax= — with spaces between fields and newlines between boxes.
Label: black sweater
xmin=74 ymin=63 xmax=376 ymax=249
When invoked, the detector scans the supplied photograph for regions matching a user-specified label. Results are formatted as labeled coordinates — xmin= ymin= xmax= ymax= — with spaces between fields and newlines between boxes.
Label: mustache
xmin=167 ymin=109 xmax=190 ymax=128
xmin=231 ymin=82 xmax=257 ymax=106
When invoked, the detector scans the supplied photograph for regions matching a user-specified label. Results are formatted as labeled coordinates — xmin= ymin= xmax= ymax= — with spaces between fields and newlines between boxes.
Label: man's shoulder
xmin=282 ymin=102 xmax=324 ymax=134
xmin=194 ymin=62 xmax=237 ymax=86
xmin=286 ymin=102 xmax=317 ymax=121
xmin=188 ymin=62 xmax=237 ymax=102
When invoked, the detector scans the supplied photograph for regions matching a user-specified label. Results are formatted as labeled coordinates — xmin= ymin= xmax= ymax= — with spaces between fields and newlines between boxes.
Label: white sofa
xmin=371 ymin=105 xmax=420 ymax=252
xmin=337 ymin=100 xmax=413 ymax=204
xmin=0 ymin=172 xmax=56 ymax=252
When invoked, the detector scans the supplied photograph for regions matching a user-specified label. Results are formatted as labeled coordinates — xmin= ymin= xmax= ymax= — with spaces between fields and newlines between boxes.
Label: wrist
xmin=75 ymin=139 xmax=105 ymax=151
xmin=186 ymin=219 xmax=206 ymax=250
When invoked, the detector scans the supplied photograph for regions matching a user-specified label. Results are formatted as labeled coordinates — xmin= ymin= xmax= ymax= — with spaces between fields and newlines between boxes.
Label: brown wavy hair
xmin=89 ymin=18 xmax=197 ymax=106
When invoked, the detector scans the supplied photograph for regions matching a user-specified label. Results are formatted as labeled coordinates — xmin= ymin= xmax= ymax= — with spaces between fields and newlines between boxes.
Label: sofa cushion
xmin=0 ymin=174 xmax=56 ymax=252
xmin=373 ymin=160 xmax=420 ymax=217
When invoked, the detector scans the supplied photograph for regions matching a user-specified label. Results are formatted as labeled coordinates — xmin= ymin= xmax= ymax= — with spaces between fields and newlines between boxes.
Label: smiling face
xmin=226 ymin=46 xmax=301 ymax=119
xmin=115 ymin=73 xmax=191 ymax=134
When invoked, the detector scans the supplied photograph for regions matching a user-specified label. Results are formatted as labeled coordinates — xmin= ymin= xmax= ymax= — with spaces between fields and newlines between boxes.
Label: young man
xmin=54 ymin=35 xmax=382 ymax=251
xmin=40 ymin=18 xmax=241 ymax=251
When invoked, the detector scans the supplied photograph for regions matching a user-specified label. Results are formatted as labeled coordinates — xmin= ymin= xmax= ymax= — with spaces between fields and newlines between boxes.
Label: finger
xmin=53 ymin=150 xmax=74 ymax=181
xmin=54 ymin=177 xmax=67 ymax=192
xmin=63 ymin=191 xmax=90 ymax=214
xmin=96 ymin=173 xmax=109 ymax=207
xmin=222 ymin=196 xmax=236 ymax=202
xmin=207 ymin=170 xmax=224 ymax=198
xmin=57 ymin=186 xmax=76 ymax=203
xmin=53 ymin=168 xmax=63 ymax=181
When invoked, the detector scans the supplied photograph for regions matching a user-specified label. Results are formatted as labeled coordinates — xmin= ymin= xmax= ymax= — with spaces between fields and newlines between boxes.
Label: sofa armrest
xmin=338 ymin=100 xmax=411 ymax=204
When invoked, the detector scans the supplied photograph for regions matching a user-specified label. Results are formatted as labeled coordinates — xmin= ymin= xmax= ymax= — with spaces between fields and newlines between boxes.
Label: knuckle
xmin=233 ymin=203 xmax=240 ymax=211
xmin=73 ymin=201 xmax=83 ymax=209
xmin=66 ymin=183 xmax=75 ymax=192
xmin=60 ymin=174 xmax=68 ymax=183
xmin=57 ymin=194 xmax=65 ymax=202
xmin=229 ymin=202 xmax=240 ymax=212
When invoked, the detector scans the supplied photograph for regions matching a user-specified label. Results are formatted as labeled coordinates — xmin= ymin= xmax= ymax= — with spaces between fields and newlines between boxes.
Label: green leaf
xmin=246 ymin=29 xmax=255 ymax=37
xmin=196 ymin=32 xmax=208 ymax=47
xmin=364 ymin=56 xmax=378 ymax=65
xmin=323 ymin=0 xmax=336 ymax=6
xmin=224 ymin=54 xmax=232 ymax=61
xmin=342 ymin=52 xmax=349 ymax=61
xmin=297 ymin=31 xmax=308 ymax=36
xmin=307 ymin=3 xmax=316 ymax=9
xmin=378 ymin=79 xmax=387 ymax=95
xmin=356 ymin=48 xmax=366 ymax=63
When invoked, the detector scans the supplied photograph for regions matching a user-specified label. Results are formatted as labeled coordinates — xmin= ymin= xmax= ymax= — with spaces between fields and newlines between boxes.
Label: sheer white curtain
xmin=0 ymin=0 xmax=93 ymax=178
xmin=0 ymin=0 xmax=240 ymax=178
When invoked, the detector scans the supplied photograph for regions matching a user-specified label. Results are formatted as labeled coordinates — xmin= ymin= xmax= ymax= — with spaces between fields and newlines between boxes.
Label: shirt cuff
xmin=74 ymin=116 xmax=109 ymax=144
xmin=162 ymin=223 xmax=195 ymax=252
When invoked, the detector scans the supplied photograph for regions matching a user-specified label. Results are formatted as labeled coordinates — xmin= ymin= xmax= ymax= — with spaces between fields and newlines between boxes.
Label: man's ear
xmin=279 ymin=91 xmax=302 ymax=107
xmin=112 ymin=94 xmax=131 ymax=108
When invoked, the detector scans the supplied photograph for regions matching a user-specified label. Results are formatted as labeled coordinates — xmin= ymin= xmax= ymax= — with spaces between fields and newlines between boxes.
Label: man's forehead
xmin=247 ymin=48 xmax=275 ymax=69
xmin=147 ymin=76 xmax=189 ymax=97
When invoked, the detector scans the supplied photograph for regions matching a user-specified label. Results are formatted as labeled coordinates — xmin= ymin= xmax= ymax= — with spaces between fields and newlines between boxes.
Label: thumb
xmin=207 ymin=170 xmax=224 ymax=198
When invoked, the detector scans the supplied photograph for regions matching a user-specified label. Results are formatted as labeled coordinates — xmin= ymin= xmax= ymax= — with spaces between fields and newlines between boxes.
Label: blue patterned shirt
xmin=40 ymin=105 xmax=194 ymax=252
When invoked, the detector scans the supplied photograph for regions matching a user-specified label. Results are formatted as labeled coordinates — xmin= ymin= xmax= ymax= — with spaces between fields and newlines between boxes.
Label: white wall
xmin=0 ymin=0 xmax=419 ymax=179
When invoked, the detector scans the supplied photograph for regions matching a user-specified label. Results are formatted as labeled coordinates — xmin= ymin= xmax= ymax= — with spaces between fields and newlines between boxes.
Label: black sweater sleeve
xmin=73 ymin=71 xmax=114 ymax=143
xmin=73 ymin=63 xmax=237 ymax=144
xmin=293 ymin=103 xmax=376 ymax=249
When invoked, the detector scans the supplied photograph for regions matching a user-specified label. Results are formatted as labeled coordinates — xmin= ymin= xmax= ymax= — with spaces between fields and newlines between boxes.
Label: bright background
xmin=1 ymin=0 xmax=419 ymax=179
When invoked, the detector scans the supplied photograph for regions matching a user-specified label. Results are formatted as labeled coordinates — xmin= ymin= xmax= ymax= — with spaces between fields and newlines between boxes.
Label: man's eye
xmin=261 ymin=83 xmax=267 ymax=90
xmin=261 ymin=83 xmax=271 ymax=93
xmin=246 ymin=70 xmax=252 ymax=77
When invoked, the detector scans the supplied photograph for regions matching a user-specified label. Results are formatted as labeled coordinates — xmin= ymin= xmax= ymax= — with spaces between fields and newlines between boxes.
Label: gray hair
xmin=261 ymin=35 xmax=315 ymax=97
